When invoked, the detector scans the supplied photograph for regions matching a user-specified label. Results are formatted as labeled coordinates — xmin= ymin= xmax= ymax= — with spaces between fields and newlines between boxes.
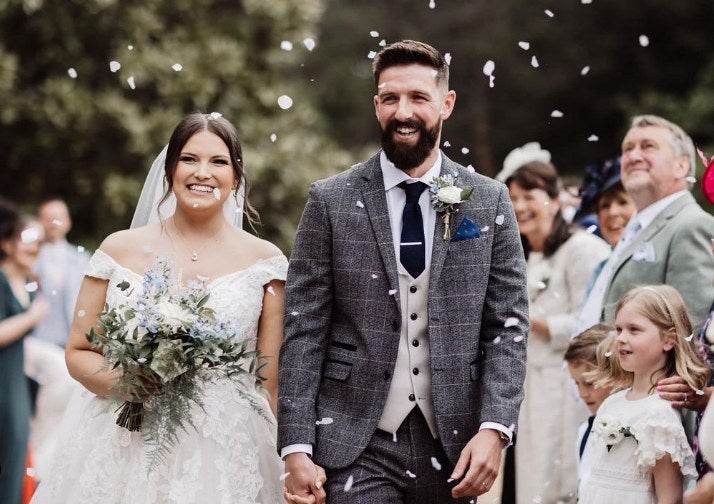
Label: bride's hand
xmin=117 ymin=371 xmax=161 ymax=403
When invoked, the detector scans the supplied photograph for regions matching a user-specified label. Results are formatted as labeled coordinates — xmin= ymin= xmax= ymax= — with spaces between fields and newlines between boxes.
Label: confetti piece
xmin=316 ymin=417 xmax=334 ymax=425
xmin=67 ymin=68 xmax=78 ymax=79
xmin=290 ymin=311 xmax=299 ymax=316
xmin=483 ymin=60 xmax=495 ymax=76
xmin=172 ymin=63 xmax=183 ymax=72
xmin=192 ymin=203 xmax=199 ymax=208
xmin=586 ymin=225 xmax=598 ymax=234
xmin=544 ymin=9 xmax=554 ymax=17
xmin=696 ymin=389 xmax=705 ymax=396
xmin=137 ymin=357 xmax=147 ymax=363
xmin=453 ymin=430 xmax=458 ymax=435
xmin=51 ymin=290 xmax=57 ymax=296
xmin=444 ymin=53 xmax=451 ymax=65
xmin=459 ymin=147 xmax=469 ymax=155
xmin=270 ymin=133 xmax=277 ymax=142
xmin=344 ymin=475 xmax=354 ymax=491
xmin=639 ymin=35 xmax=649 ymax=47
xmin=280 ymin=40 xmax=293 ymax=51
xmin=429 ymin=0 xmax=436 ymax=8
xmin=277 ymin=95 xmax=293 ymax=110
xmin=431 ymin=457 xmax=442 ymax=470
xmin=267 ymin=286 xmax=276 ymax=296
xmin=550 ymin=110 xmax=564 ymax=118
xmin=280 ymin=472 xmax=290 ymax=481
xmin=536 ymin=281 xmax=547 ymax=290
xmin=77 ymin=310 xmax=86 ymax=317
xmin=370 ymin=31 xmax=379 ymax=37
xmin=109 ymin=61 xmax=121 ymax=72
xmin=209 ymin=112 xmax=222 ymax=120
xmin=481 ymin=226 xmax=490 ymax=232
xmin=518 ymin=41 xmax=530 ymax=50
xmin=379 ymin=39 xmax=386 ymax=47
xmin=587 ymin=134 xmax=599 ymax=142
xmin=495 ymin=215 xmax=505 ymax=225
xmin=466 ymin=164 xmax=476 ymax=173
xmin=604 ymin=351 xmax=613 ymax=357
xmin=534 ymin=497 xmax=543 ymax=503
xmin=531 ymin=56 xmax=539 ymax=68
xmin=447 ymin=477 xmax=455 ymax=483
xmin=686 ymin=176 xmax=697 ymax=184
xmin=21 ymin=228 xmax=40 ymax=244
xmin=686 ymin=334 xmax=694 ymax=341
xmin=128 ymin=45 xmax=134 ymax=50
xmin=493 ymin=336 xmax=501 ymax=344
xmin=371 ymin=274 xmax=378 ymax=279
xmin=389 ymin=289 xmax=398 ymax=296
xmin=504 ymin=317 xmax=518 ymax=328
xmin=303 ymin=38 xmax=316 ymax=51
xmin=25 ymin=282 xmax=39 ymax=293
xmin=356 ymin=200 xmax=365 ymax=208
xmin=406 ymin=470 xmax=417 ymax=478
xmin=582 ymin=0 xmax=592 ymax=3
xmin=393 ymin=432 xmax=398 ymax=442
xmin=443 ymin=141 xmax=451 ymax=147
xmin=127 ymin=76 xmax=136 ymax=89
xmin=368 ymin=51 xmax=377 ymax=59
xmin=514 ymin=335 xmax=525 ymax=343
xmin=213 ymin=188 xmax=221 ymax=200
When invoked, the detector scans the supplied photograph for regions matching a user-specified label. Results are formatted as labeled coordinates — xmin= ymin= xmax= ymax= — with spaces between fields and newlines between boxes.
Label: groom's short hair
xmin=372 ymin=40 xmax=449 ymax=89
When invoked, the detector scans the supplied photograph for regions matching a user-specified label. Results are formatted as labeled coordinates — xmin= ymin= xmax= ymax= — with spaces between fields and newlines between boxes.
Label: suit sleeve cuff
xmin=479 ymin=422 xmax=513 ymax=447
xmin=280 ymin=444 xmax=313 ymax=460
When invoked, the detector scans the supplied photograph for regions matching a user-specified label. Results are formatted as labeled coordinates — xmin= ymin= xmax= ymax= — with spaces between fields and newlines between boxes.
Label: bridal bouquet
xmin=87 ymin=257 xmax=265 ymax=463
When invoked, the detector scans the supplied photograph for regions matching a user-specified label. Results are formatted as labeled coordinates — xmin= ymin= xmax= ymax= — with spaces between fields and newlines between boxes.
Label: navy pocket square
xmin=450 ymin=217 xmax=481 ymax=242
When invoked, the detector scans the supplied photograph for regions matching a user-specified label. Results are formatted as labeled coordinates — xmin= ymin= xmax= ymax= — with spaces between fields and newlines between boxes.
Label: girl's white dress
xmin=580 ymin=389 xmax=697 ymax=503
xmin=32 ymin=250 xmax=286 ymax=504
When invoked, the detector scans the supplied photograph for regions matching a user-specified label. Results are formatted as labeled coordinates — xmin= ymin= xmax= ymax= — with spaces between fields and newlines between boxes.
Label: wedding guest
xmin=685 ymin=397 xmax=714 ymax=503
xmin=33 ymin=198 xmax=89 ymax=348
xmin=506 ymin=161 xmax=610 ymax=503
xmin=0 ymin=201 xmax=49 ymax=504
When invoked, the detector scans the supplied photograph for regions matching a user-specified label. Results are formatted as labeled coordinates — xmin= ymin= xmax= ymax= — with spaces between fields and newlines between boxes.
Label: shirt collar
xmin=632 ymin=190 xmax=688 ymax=230
xmin=380 ymin=150 xmax=443 ymax=191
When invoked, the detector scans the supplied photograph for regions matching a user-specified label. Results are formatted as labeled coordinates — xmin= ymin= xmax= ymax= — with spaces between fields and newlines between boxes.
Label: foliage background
xmin=1 ymin=0 xmax=713 ymax=252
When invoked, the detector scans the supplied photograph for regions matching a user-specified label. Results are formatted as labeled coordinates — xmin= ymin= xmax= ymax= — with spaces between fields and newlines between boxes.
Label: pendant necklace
xmin=171 ymin=218 xmax=225 ymax=262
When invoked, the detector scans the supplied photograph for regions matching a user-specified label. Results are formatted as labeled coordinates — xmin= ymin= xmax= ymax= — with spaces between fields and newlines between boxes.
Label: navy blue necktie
xmin=398 ymin=181 xmax=428 ymax=278
xmin=579 ymin=415 xmax=595 ymax=459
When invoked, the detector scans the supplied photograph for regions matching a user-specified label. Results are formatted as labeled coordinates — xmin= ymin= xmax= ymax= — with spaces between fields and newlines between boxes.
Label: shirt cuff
xmin=479 ymin=422 xmax=513 ymax=447
xmin=280 ymin=444 xmax=313 ymax=460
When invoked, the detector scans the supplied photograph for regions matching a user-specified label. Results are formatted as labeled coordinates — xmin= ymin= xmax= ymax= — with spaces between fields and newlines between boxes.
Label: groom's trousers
xmin=323 ymin=408 xmax=473 ymax=503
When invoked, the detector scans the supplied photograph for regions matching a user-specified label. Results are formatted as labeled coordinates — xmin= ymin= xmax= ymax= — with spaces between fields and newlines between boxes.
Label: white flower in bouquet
xmin=156 ymin=300 xmax=197 ymax=331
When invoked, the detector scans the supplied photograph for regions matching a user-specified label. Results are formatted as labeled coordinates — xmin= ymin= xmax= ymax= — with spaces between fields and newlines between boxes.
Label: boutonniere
xmin=429 ymin=174 xmax=473 ymax=240
xmin=592 ymin=415 xmax=637 ymax=452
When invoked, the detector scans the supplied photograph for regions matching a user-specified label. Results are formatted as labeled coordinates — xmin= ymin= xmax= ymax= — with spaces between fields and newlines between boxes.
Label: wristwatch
xmin=496 ymin=430 xmax=510 ymax=447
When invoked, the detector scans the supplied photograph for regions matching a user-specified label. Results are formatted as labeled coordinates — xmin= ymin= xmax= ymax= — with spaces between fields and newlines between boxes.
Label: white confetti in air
xmin=531 ymin=56 xmax=539 ymax=68
xmin=379 ymin=39 xmax=387 ymax=47
xmin=368 ymin=50 xmax=377 ymax=59
xmin=303 ymin=38 xmax=316 ymax=51
xmin=514 ymin=335 xmax=525 ymax=343
xmin=109 ymin=61 xmax=121 ymax=72
xmin=482 ymin=226 xmax=490 ymax=232
xmin=393 ymin=432 xmax=398 ymax=442
xmin=639 ymin=35 xmax=649 ymax=47
xmin=431 ymin=457 xmax=442 ymax=470
xmin=51 ymin=290 xmax=57 ymax=296
xmin=212 ymin=188 xmax=221 ymax=200
xmin=406 ymin=470 xmax=417 ymax=478
xmin=277 ymin=95 xmax=293 ymax=110
xmin=453 ymin=430 xmax=458 ymax=435
xmin=518 ymin=41 xmax=530 ymax=50
xmin=21 ymin=228 xmax=40 ymax=244
xmin=389 ymin=289 xmax=397 ymax=296
xmin=686 ymin=176 xmax=697 ymax=184
xmin=536 ymin=281 xmax=547 ymax=290
xmin=172 ymin=63 xmax=183 ymax=72
xmin=280 ymin=40 xmax=293 ymax=51
xmin=267 ymin=286 xmax=276 ymax=296
xmin=356 ymin=200 xmax=365 ymax=208
xmin=544 ymin=9 xmax=554 ymax=17
xmin=504 ymin=317 xmax=519 ymax=328
xmin=344 ymin=475 xmax=354 ymax=491
xmin=493 ymin=336 xmax=502 ymax=344
xmin=290 ymin=311 xmax=299 ymax=316
xmin=127 ymin=76 xmax=136 ymax=89
xmin=443 ymin=141 xmax=451 ymax=147
xmin=429 ymin=0 xmax=436 ymax=8
xmin=444 ymin=53 xmax=451 ymax=65
xmin=370 ymin=31 xmax=379 ymax=37
xmin=280 ymin=472 xmax=290 ymax=481
xmin=461 ymin=147 xmax=470 ymax=154
xmin=534 ymin=497 xmax=543 ymax=504
xmin=587 ymin=134 xmax=599 ymax=142
xmin=586 ymin=225 xmax=598 ymax=234
xmin=604 ymin=351 xmax=613 ymax=357
xmin=137 ymin=357 xmax=146 ymax=363
xmin=495 ymin=215 xmax=505 ymax=225
xmin=128 ymin=45 xmax=134 ymax=50
xmin=371 ymin=274 xmax=378 ymax=279
xmin=25 ymin=282 xmax=39 ymax=293
xmin=686 ymin=333 xmax=694 ymax=342
xmin=67 ymin=68 xmax=78 ymax=79
xmin=582 ymin=0 xmax=592 ymax=3
xmin=77 ymin=310 xmax=86 ymax=317
xmin=696 ymin=389 xmax=705 ymax=396
xmin=316 ymin=417 xmax=334 ymax=425
xmin=483 ymin=60 xmax=495 ymax=76
xmin=466 ymin=165 xmax=476 ymax=173
xmin=270 ymin=133 xmax=277 ymax=142
xmin=550 ymin=110 xmax=564 ymax=118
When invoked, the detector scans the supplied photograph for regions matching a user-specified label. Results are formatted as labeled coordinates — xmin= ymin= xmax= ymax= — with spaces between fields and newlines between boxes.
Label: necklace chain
xmin=171 ymin=218 xmax=224 ymax=262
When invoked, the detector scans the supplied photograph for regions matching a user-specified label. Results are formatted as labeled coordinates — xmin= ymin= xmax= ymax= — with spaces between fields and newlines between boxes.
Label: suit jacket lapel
xmin=360 ymin=154 xmax=401 ymax=305
xmin=429 ymin=157 xmax=459 ymax=283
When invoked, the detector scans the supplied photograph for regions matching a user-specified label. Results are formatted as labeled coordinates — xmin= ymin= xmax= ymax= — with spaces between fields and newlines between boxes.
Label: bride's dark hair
xmin=159 ymin=112 xmax=259 ymax=226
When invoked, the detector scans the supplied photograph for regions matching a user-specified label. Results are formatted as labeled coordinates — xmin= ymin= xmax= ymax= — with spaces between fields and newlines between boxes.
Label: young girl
xmin=580 ymin=285 xmax=710 ymax=504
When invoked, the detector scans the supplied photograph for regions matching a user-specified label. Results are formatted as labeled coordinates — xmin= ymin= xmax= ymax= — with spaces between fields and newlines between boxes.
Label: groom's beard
xmin=381 ymin=118 xmax=440 ymax=171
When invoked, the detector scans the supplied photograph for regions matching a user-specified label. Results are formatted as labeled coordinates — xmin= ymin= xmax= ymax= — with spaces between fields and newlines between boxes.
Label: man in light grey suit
xmin=577 ymin=115 xmax=714 ymax=332
xmin=278 ymin=40 xmax=529 ymax=503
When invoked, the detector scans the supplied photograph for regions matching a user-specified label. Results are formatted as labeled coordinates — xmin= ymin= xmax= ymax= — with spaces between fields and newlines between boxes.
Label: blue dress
xmin=0 ymin=271 xmax=33 ymax=504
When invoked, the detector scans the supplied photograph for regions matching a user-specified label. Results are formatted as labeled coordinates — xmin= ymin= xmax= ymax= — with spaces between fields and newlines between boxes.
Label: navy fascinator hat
xmin=575 ymin=157 xmax=622 ymax=221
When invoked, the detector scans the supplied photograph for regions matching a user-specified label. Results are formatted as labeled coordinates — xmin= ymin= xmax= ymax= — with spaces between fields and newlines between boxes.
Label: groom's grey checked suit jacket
xmin=278 ymin=151 xmax=529 ymax=469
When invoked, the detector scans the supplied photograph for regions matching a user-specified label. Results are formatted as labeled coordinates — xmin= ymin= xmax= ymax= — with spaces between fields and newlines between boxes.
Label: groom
xmin=278 ymin=40 xmax=528 ymax=503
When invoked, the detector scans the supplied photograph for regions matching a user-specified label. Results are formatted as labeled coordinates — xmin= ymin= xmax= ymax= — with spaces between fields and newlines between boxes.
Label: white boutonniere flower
xmin=429 ymin=174 xmax=473 ymax=240
xmin=593 ymin=414 xmax=636 ymax=451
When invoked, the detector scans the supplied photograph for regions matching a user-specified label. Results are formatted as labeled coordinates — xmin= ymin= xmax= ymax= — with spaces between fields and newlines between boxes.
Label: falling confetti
xmin=277 ymin=95 xmax=293 ymax=110
xmin=582 ymin=0 xmax=592 ymax=3
xmin=25 ymin=282 xmax=39 ymax=293
xmin=461 ymin=147 xmax=469 ymax=154
xmin=209 ymin=112 xmax=222 ymax=120
xmin=21 ymin=228 xmax=39 ymax=244
xmin=544 ymin=9 xmax=554 ymax=17
xmin=686 ymin=176 xmax=697 ymax=184
xmin=172 ymin=63 xmax=183 ymax=72
xmin=280 ymin=472 xmax=290 ymax=481
xmin=444 ymin=53 xmax=452 ymax=65
xmin=344 ymin=475 xmax=354 ymax=491
xmin=518 ymin=41 xmax=530 ymax=50
xmin=369 ymin=31 xmax=379 ymax=37
xmin=534 ymin=497 xmax=543 ymax=504
xmin=356 ymin=200 xmax=365 ymax=208
xmin=267 ymin=286 xmax=276 ymax=296
xmin=604 ymin=351 xmax=613 ymax=357
xmin=493 ymin=336 xmax=502 ymax=344
xmin=137 ymin=357 xmax=147 ymax=363
xmin=536 ymin=281 xmax=547 ymax=290
xmin=481 ymin=226 xmax=490 ymax=232
xmin=77 ymin=310 xmax=86 ymax=317
xmin=431 ymin=457 xmax=442 ymax=470
xmin=514 ymin=335 xmax=525 ymax=343
xmin=696 ymin=389 xmax=705 ymax=396
xmin=495 ymin=215 xmax=505 ymax=225
xmin=368 ymin=50 xmax=377 ymax=59
xmin=67 ymin=68 xmax=78 ymax=79
xmin=466 ymin=165 xmax=476 ymax=173
xmin=291 ymin=311 xmax=299 ymax=316
xmin=127 ymin=76 xmax=136 ymax=89
xmin=379 ymin=39 xmax=387 ymax=47
xmin=393 ymin=432 xmax=398 ymax=442
xmin=128 ymin=45 xmax=134 ymax=50
xmin=212 ymin=188 xmax=221 ymax=200
xmin=109 ymin=61 xmax=121 ymax=72
xmin=303 ymin=38 xmax=316 ymax=51
xmin=51 ymin=290 xmax=57 ymax=296
xmin=280 ymin=40 xmax=293 ymax=51
xmin=443 ymin=141 xmax=451 ymax=147
xmin=483 ymin=60 xmax=495 ymax=76
xmin=686 ymin=334 xmax=694 ymax=342
xmin=270 ymin=133 xmax=277 ymax=142
xmin=639 ymin=35 xmax=650 ymax=47
xmin=550 ymin=110 xmax=564 ymax=118
xmin=586 ymin=225 xmax=598 ymax=234
xmin=389 ymin=289 xmax=397 ymax=296
xmin=581 ymin=66 xmax=591 ymax=76
xmin=77 ymin=246 xmax=85 ymax=253
xmin=316 ymin=417 xmax=334 ymax=425
xmin=453 ymin=430 xmax=458 ymax=435
xmin=406 ymin=470 xmax=417 ymax=478
xmin=429 ymin=0 xmax=436 ymax=9
xmin=531 ymin=56 xmax=539 ymax=68
xmin=587 ymin=134 xmax=599 ymax=142
xmin=504 ymin=317 xmax=519 ymax=328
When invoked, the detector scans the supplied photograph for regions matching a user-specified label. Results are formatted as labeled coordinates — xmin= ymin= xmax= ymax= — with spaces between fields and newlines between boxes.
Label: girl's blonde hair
xmin=590 ymin=285 xmax=710 ymax=393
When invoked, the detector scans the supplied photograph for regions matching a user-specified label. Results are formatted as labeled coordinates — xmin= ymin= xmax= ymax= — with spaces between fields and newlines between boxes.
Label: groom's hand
xmin=284 ymin=453 xmax=326 ymax=504
xmin=450 ymin=429 xmax=503 ymax=498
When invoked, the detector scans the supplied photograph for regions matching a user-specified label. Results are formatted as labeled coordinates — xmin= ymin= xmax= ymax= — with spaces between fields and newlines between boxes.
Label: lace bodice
xmin=87 ymin=249 xmax=288 ymax=348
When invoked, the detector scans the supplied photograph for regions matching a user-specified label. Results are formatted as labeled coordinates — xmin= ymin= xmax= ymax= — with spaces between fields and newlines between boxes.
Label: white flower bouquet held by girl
xmin=86 ymin=257 xmax=266 ymax=464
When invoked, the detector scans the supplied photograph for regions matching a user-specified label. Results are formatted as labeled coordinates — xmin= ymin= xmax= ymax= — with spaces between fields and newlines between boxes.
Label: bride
xmin=32 ymin=113 xmax=322 ymax=503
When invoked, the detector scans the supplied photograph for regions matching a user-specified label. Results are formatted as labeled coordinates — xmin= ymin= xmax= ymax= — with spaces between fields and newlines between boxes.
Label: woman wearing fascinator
xmin=32 ymin=113 xmax=325 ymax=503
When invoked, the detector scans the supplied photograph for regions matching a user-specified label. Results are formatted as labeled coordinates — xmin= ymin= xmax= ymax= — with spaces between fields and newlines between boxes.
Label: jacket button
xmin=409 ymin=286 xmax=417 ymax=293
xmin=408 ymin=393 xmax=416 ymax=401
xmin=383 ymin=370 xmax=391 ymax=380
xmin=410 ymin=313 xmax=417 ymax=321
xmin=412 ymin=368 xmax=419 ymax=375
xmin=412 ymin=339 xmax=419 ymax=347
xmin=392 ymin=320 xmax=399 ymax=331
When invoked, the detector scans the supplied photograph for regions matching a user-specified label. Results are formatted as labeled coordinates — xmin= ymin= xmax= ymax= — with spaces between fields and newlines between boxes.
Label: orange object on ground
xmin=22 ymin=448 xmax=37 ymax=504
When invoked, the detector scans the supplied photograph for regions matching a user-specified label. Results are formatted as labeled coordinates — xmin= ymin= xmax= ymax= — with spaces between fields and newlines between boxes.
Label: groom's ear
xmin=439 ymin=90 xmax=456 ymax=120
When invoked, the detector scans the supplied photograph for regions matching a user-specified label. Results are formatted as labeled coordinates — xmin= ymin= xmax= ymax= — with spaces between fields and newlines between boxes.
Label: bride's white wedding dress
xmin=32 ymin=250 xmax=286 ymax=504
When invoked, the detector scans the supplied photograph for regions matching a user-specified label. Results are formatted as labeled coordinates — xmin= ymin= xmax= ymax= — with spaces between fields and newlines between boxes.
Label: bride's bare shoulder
xmin=229 ymin=228 xmax=283 ymax=261
xmin=99 ymin=223 xmax=163 ymax=263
